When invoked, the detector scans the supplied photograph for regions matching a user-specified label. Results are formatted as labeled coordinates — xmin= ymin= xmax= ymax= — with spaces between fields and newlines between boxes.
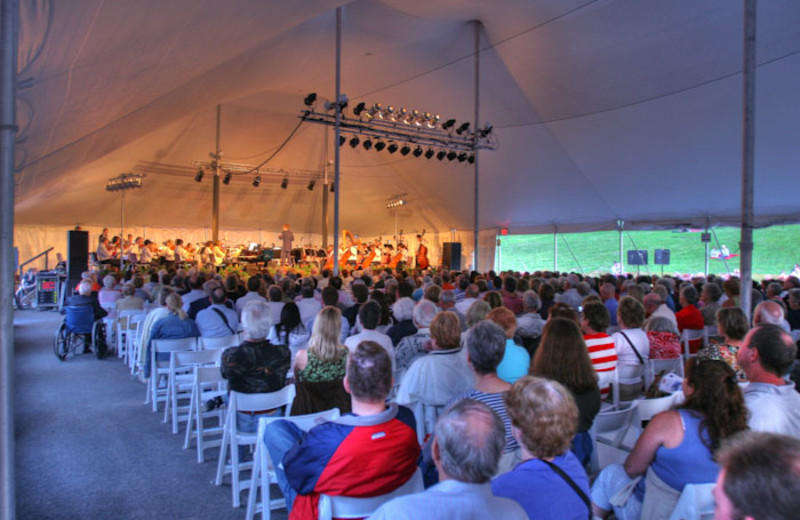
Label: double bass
xmin=416 ymin=229 xmax=430 ymax=270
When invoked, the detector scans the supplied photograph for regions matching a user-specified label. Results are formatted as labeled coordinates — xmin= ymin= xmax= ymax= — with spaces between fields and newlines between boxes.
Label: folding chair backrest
xmin=594 ymin=401 xmax=639 ymax=448
xmin=195 ymin=365 xmax=225 ymax=386
xmin=153 ymin=336 xmax=197 ymax=353
xmin=704 ymin=325 xmax=718 ymax=338
xmin=318 ymin=468 xmax=424 ymax=520
xmin=199 ymin=334 xmax=240 ymax=351
xmin=667 ymin=482 xmax=716 ymax=520
xmin=634 ymin=394 xmax=677 ymax=426
xmin=173 ymin=348 xmax=221 ymax=368
xmin=681 ymin=328 xmax=706 ymax=358
xmin=118 ymin=309 xmax=145 ymax=329
xmin=648 ymin=357 xmax=685 ymax=384
xmin=231 ymin=385 xmax=297 ymax=415
xmin=65 ymin=305 xmax=95 ymax=334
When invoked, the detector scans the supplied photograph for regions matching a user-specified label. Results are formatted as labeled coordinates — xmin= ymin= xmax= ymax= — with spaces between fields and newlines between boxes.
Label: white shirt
xmin=611 ymin=328 xmax=650 ymax=375
xmin=235 ymin=291 xmax=267 ymax=315
xmin=296 ymin=297 xmax=323 ymax=325
xmin=395 ymin=348 xmax=474 ymax=407
xmin=345 ymin=329 xmax=396 ymax=369
xmin=744 ymin=381 xmax=800 ymax=437
xmin=454 ymin=297 xmax=478 ymax=316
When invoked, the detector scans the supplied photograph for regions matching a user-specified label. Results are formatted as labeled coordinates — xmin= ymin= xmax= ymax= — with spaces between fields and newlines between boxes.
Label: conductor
xmin=279 ymin=224 xmax=294 ymax=266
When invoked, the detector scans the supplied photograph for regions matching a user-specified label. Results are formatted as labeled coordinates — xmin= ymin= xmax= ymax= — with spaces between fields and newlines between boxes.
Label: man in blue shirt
xmin=196 ymin=287 xmax=239 ymax=337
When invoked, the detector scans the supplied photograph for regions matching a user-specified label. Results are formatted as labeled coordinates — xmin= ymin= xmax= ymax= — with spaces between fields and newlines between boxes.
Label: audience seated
xmin=196 ymin=287 xmax=239 ymax=337
xmin=580 ymin=302 xmax=617 ymax=395
xmin=344 ymin=301 xmax=395 ymax=366
xmin=591 ymin=359 xmax=748 ymax=520
xmin=267 ymin=302 xmax=311 ymax=362
xmin=145 ymin=293 xmax=199 ymax=378
xmin=611 ymin=296 xmax=650 ymax=400
xmin=234 ymin=276 xmax=266 ymax=315
xmin=115 ymin=283 xmax=144 ymax=313
xmin=370 ymin=399 xmax=527 ymax=520
xmin=697 ymin=307 xmax=749 ymax=379
xmin=531 ymin=318 xmax=600 ymax=467
xmin=492 ymin=376 xmax=591 ymax=520
xmin=97 ymin=274 xmax=122 ymax=309
xmin=515 ymin=290 xmax=546 ymax=340
xmin=644 ymin=317 xmax=681 ymax=360
xmin=487 ymin=307 xmax=530 ymax=385
xmin=264 ymin=342 xmax=420 ymax=520
xmin=395 ymin=300 xmax=437 ymax=372
xmin=699 ymin=282 xmax=723 ymax=326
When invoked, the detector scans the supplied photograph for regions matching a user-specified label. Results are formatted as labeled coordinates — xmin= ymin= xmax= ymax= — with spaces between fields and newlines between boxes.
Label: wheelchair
xmin=54 ymin=304 xmax=108 ymax=360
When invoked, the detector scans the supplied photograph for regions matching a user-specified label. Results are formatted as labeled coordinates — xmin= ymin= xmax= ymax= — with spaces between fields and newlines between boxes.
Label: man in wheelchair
xmin=56 ymin=280 xmax=109 ymax=360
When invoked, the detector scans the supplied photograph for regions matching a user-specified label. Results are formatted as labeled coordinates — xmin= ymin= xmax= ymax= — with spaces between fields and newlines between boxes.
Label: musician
xmin=415 ymin=233 xmax=430 ymax=270
xmin=279 ymin=224 xmax=294 ymax=266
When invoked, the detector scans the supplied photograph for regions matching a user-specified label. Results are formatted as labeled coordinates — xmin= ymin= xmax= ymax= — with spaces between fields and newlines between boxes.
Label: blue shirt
xmin=196 ymin=303 xmax=239 ymax=337
xmin=496 ymin=339 xmax=530 ymax=384
xmin=492 ymin=453 xmax=590 ymax=520
xmin=604 ymin=298 xmax=619 ymax=326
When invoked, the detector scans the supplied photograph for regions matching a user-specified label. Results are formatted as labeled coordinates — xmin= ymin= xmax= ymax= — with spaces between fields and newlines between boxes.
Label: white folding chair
xmin=631 ymin=394 xmax=680 ymax=438
xmin=147 ymin=337 xmax=197 ymax=412
xmin=648 ymin=357 xmax=685 ymax=387
xmin=215 ymin=386 xmax=297 ymax=508
xmin=246 ymin=408 xmax=341 ymax=520
xmin=165 ymin=349 xmax=222 ymax=434
xmin=704 ymin=325 xmax=718 ymax=340
xmin=404 ymin=400 xmax=445 ymax=445
xmin=667 ymin=482 xmax=716 ymax=520
xmin=597 ymin=367 xmax=621 ymax=411
xmin=184 ymin=366 xmax=227 ymax=463
xmin=199 ymin=334 xmax=240 ymax=351
xmin=126 ymin=313 xmax=147 ymax=371
xmin=116 ymin=309 xmax=145 ymax=359
xmin=681 ymin=328 xmax=706 ymax=359
xmin=589 ymin=401 xmax=639 ymax=476
xmin=317 ymin=468 xmax=424 ymax=520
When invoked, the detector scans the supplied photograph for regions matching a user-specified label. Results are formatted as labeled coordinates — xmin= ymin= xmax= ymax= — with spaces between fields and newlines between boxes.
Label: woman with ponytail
xmin=591 ymin=358 xmax=748 ymax=520
xmin=146 ymin=293 xmax=200 ymax=377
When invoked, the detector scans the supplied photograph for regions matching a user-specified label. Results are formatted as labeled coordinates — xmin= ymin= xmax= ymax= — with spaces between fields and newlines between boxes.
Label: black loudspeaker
xmin=442 ymin=242 xmax=462 ymax=271
xmin=66 ymin=230 xmax=89 ymax=296
xmin=627 ymin=249 xmax=648 ymax=266
xmin=654 ymin=249 xmax=671 ymax=265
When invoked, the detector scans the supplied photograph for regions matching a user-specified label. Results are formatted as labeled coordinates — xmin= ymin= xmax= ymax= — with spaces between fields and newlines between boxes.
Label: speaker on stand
xmin=66 ymin=230 xmax=89 ymax=298
xmin=441 ymin=242 xmax=462 ymax=271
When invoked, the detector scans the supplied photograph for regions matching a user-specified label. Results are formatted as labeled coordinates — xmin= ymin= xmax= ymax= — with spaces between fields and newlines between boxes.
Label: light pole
xmin=106 ymin=173 xmax=144 ymax=271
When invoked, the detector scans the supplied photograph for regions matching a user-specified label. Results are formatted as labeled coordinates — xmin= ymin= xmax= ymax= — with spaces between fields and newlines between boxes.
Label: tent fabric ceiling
xmin=12 ymin=0 xmax=800 ymax=237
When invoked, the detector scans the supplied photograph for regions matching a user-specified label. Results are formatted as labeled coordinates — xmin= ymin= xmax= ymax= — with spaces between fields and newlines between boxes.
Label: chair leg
xmin=231 ymin=436 xmax=242 ymax=508
xmin=184 ymin=386 xmax=196 ymax=450
xmin=246 ymin=446 xmax=261 ymax=520
xmin=215 ymin=423 xmax=231 ymax=486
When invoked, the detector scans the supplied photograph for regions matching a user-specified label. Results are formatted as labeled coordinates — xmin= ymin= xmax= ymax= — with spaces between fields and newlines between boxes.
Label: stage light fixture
xmin=222 ymin=171 xmax=232 ymax=185
xmin=456 ymin=122 xmax=471 ymax=135
xmin=194 ymin=169 xmax=204 ymax=182
xmin=424 ymin=148 xmax=435 ymax=159
xmin=368 ymin=103 xmax=383 ymax=119
xmin=330 ymin=182 xmax=335 ymax=193
xmin=354 ymin=102 xmax=367 ymax=117
xmin=349 ymin=136 xmax=360 ymax=148
xmin=252 ymin=175 xmax=261 ymax=187
xmin=362 ymin=138 xmax=372 ymax=151
xmin=307 ymin=180 xmax=316 ymax=191
xmin=426 ymin=113 xmax=440 ymax=129
xmin=303 ymin=93 xmax=317 ymax=106
xmin=467 ymin=154 xmax=475 ymax=164
xmin=387 ymin=142 xmax=398 ymax=154
xmin=447 ymin=151 xmax=457 ymax=161
xmin=479 ymin=123 xmax=493 ymax=138
xmin=412 ymin=146 xmax=423 ymax=158
xmin=281 ymin=177 xmax=289 ymax=189
xmin=374 ymin=140 xmax=386 ymax=152
xmin=457 ymin=152 xmax=467 ymax=162
xmin=385 ymin=106 xmax=396 ymax=121
xmin=442 ymin=119 xmax=456 ymax=130
xmin=437 ymin=150 xmax=447 ymax=161
xmin=339 ymin=135 xmax=346 ymax=146
xmin=398 ymin=108 xmax=410 ymax=124
xmin=400 ymin=145 xmax=411 ymax=156
xmin=409 ymin=109 xmax=421 ymax=126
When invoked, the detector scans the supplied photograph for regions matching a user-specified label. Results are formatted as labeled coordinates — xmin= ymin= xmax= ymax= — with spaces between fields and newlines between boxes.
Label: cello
xmin=416 ymin=229 xmax=430 ymax=270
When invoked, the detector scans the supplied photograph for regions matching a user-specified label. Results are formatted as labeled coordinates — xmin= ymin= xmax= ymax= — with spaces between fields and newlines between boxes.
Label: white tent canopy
xmin=12 ymin=0 xmax=800 ymax=252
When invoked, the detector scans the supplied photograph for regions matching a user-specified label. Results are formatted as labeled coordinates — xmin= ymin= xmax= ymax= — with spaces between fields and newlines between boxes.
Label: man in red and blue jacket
xmin=264 ymin=341 xmax=420 ymax=520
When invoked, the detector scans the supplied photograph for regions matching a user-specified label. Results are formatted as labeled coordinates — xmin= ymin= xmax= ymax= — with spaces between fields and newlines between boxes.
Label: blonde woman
xmin=293 ymin=306 xmax=349 ymax=383
xmin=145 ymin=292 xmax=199 ymax=377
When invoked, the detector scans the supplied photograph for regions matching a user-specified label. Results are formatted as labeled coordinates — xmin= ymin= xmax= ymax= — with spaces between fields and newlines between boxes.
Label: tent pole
xmin=553 ymin=225 xmax=558 ymax=272
xmin=322 ymin=126 xmax=329 ymax=250
xmin=617 ymin=220 xmax=624 ymax=275
xmin=332 ymin=7 xmax=341 ymax=276
xmin=740 ymin=0 xmax=756 ymax=321
xmin=0 ymin=1 xmax=18 ymax=518
xmin=472 ymin=20 xmax=481 ymax=272
xmin=212 ymin=104 xmax=221 ymax=243
xmin=120 ymin=191 xmax=125 ymax=273
xmin=704 ymin=216 xmax=710 ymax=277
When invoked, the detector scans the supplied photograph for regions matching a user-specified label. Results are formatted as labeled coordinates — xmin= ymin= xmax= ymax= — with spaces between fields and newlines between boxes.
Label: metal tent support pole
xmin=322 ymin=127 xmax=329 ymax=250
xmin=332 ymin=7 xmax=341 ymax=276
xmin=120 ymin=191 xmax=126 ymax=273
xmin=704 ymin=216 xmax=710 ymax=277
xmin=0 ymin=1 xmax=18 ymax=518
xmin=472 ymin=20 xmax=481 ymax=272
xmin=617 ymin=220 xmax=624 ymax=274
xmin=553 ymin=225 xmax=558 ymax=272
xmin=212 ymin=105 xmax=221 ymax=242
xmin=739 ymin=0 xmax=756 ymax=321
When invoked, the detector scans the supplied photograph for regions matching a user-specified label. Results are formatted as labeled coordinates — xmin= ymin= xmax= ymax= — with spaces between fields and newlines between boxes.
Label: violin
xmin=416 ymin=229 xmax=430 ymax=270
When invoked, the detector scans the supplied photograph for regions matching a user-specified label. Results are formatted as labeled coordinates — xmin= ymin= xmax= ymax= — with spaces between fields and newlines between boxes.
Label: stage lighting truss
xmin=191 ymin=161 xmax=324 ymax=190
xmin=106 ymin=172 xmax=145 ymax=191
xmin=386 ymin=193 xmax=408 ymax=209
xmin=300 ymin=94 xmax=497 ymax=163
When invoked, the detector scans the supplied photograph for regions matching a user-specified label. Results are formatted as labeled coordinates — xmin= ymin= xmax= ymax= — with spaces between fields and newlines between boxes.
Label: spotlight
xmin=437 ymin=150 xmax=447 ymax=161
xmin=424 ymin=148 xmax=435 ymax=159
xmin=307 ymin=180 xmax=316 ymax=191
xmin=387 ymin=142 xmax=398 ymax=154
xmin=385 ymin=106 xmax=396 ymax=121
xmin=457 ymin=152 xmax=467 ymax=162
xmin=426 ymin=113 xmax=440 ymax=129
xmin=252 ymin=175 xmax=261 ymax=187
xmin=442 ymin=119 xmax=456 ymax=130
xmin=412 ymin=146 xmax=423 ymax=158
xmin=374 ymin=140 xmax=386 ymax=152
xmin=354 ymin=102 xmax=367 ymax=117
xmin=456 ymin=122 xmax=471 ymax=135
xmin=467 ymin=154 xmax=475 ymax=164
xmin=447 ymin=151 xmax=457 ymax=161
xmin=303 ymin=93 xmax=317 ymax=107
xmin=281 ymin=177 xmax=288 ymax=189
xmin=368 ymin=103 xmax=383 ymax=119
xmin=362 ymin=138 xmax=372 ymax=151
xmin=339 ymin=135 xmax=346 ymax=147
xmin=409 ymin=109 xmax=421 ymax=126
xmin=479 ymin=123 xmax=493 ymax=137
xmin=330 ymin=182 xmax=335 ymax=193
xmin=222 ymin=171 xmax=232 ymax=185
xmin=398 ymin=108 xmax=410 ymax=124
xmin=349 ymin=136 xmax=360 ymax=148
xmin=400 ymin=145 xmax=411 ymax=156
xmin=194 ymin=169 xmax=204 ymax=182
